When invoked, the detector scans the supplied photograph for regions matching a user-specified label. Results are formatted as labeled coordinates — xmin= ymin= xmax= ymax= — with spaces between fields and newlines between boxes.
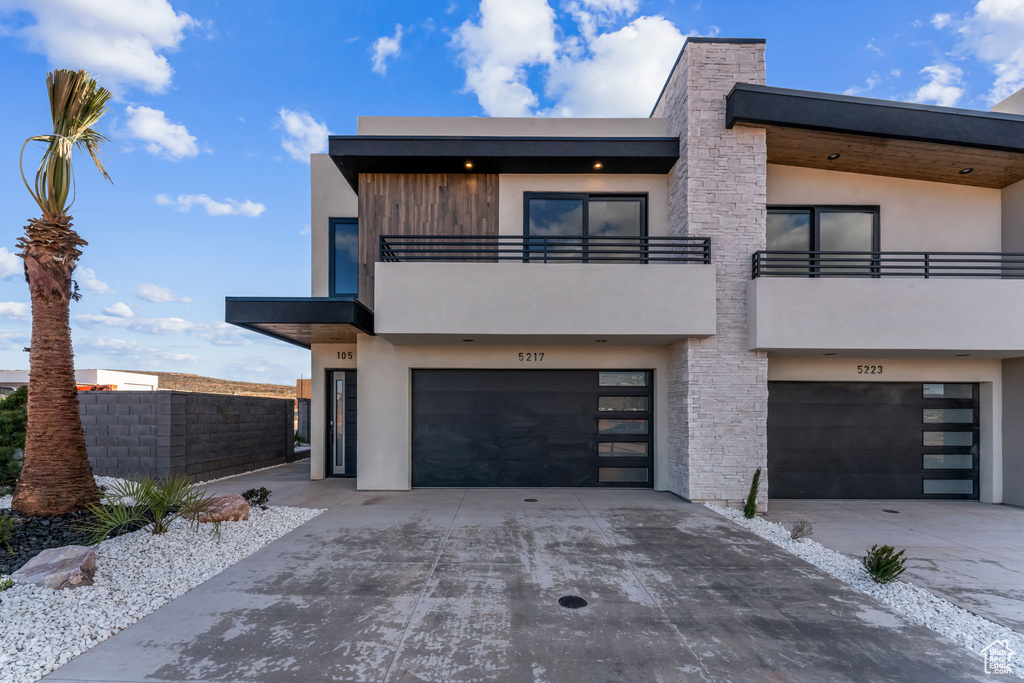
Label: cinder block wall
xmin=79 ymin=391 xmax=295 ymax=481
xmin=653 ymin=38 xmax=770 ymax=509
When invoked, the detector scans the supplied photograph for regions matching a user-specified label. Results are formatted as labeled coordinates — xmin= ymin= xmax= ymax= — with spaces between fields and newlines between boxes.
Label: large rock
xmin=12 ymin=545 xmax=96 ymax=589
xmin=195 ymin=494 xmax=250 ymax=523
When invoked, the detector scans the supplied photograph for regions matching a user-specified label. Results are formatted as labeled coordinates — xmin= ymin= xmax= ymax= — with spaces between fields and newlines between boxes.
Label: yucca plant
xmin=78 ymin=475 xmax=220 ymax=545
xmin=12 ymin=69 xmax=113 ymax=516
xmin=862 ymin=544 xmax=907 ymax=584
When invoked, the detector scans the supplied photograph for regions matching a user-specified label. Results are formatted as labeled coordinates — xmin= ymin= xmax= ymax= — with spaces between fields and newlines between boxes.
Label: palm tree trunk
xmin=12 ymin=219 xmax=98 ymax=516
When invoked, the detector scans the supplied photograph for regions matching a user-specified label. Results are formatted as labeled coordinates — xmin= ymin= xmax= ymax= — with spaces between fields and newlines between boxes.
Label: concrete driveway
xmin=44 ymin=463 xmax=1011 ymax=683
xmin=764 ymin=499 xmax=1024 ymax=633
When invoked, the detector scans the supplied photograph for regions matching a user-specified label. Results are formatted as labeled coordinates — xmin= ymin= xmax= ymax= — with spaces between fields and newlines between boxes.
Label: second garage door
xmin=412 ymin=369 xmax=653 ymax=487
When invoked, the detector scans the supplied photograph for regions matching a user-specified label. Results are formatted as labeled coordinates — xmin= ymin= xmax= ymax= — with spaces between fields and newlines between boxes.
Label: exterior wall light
xmin=959 ymin=168 xmax=973 ymax=174
xmin=827 ymin=153 xmax=840 ymax=160
xmin=593 ymin=162 xmax=603 ymax=170
xmin=464 ymin=161 xmax=473 ymax=169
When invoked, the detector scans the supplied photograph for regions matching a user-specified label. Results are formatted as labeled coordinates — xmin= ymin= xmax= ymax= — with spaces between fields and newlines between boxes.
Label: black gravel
xmin=0 ymin=508 xmax=147 ymax=575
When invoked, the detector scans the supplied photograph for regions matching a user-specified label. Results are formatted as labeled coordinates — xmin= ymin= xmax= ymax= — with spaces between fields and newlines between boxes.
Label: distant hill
xmin=118 ymin=371 xmax=294 ymax=400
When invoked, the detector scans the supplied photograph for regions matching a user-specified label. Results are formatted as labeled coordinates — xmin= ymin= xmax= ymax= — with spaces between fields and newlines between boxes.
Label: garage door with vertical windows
xmin=768 ymin=382 xmax=979 ymax=499
xmin=412 ymin=369 xmax=653 ymax=487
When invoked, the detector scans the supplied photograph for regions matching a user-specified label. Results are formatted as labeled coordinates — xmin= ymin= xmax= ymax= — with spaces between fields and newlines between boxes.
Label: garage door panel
xmin=412 ymin=369 xmax=652 ymax=488
xmin=768 ymin=382 xmax=979 ymax=500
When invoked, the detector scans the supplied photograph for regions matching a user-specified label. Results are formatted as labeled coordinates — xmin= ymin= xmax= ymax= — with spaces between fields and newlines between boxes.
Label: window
xmin=330 ymin=218 xmax=359 ymax=297
xmin=767 ymin=206 xmax=879 ymax=275
xmin=525 ymin=193 xmax=646 ymax=261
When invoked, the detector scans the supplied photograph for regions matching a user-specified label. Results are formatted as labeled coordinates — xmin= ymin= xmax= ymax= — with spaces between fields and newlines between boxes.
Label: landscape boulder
xmin=12 ymin=545 xmax=96 ymax=589
xmin=195 ymin=494 xmax=250 ymax=523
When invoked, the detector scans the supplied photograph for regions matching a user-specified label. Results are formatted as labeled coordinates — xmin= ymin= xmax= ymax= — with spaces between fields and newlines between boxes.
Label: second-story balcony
xmin=373 ymin=235 xmax=716 ymax=345
xmin=749 ymin=250 xmax=1024 ymax=355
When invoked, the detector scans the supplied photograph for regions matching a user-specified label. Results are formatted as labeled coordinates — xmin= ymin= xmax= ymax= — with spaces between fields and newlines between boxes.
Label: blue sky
xmin=1 ymin=0 xmax=1022 ymax=385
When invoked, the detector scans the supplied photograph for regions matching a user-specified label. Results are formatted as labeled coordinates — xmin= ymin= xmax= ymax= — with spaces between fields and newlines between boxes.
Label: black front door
xmin=326 ymin=369 xmax=357 ymax=477
xmin=411 ymin=369 xmax=653 ymax=487
xmin=768 ymin=382 xmax=979 ymax=499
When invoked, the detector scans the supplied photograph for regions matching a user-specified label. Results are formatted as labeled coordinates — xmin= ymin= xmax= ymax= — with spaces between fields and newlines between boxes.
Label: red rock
xmin=12 ymin=545 xmax=96 ymax=589
xmin=195 ymin=494 xmax=250 ymax=523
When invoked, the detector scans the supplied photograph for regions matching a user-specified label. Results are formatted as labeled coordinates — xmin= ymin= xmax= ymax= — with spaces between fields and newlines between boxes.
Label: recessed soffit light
xmin=959 ymin=168 xmax=974 ymax=174
xmin=955 ymin=353 xmax=970 ymax=357
xmin=595 ymin=339 xmax=608 ymax=343
xmin=462 ymin=338 xmax=475 ymax=342
xmin=593 ymin=161 xmax=603 ymax=170
xmin=464 ymin=161 xmax=473 ymax=169
xmin=823 ymin=352 xmax=837 ymax=356
xmin=827 ymin=153 xmax=840 ymax=160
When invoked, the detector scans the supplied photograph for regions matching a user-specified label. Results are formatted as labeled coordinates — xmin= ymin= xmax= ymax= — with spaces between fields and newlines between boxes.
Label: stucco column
xmin=653 ymin=38 xmax=769 ymax=508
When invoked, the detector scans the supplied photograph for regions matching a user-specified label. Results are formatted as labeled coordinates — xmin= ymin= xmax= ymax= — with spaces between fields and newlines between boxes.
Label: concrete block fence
xmin=78 ymin=391 xmax=295 ymax=481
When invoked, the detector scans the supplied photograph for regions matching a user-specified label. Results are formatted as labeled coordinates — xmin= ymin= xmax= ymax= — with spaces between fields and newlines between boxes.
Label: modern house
xmin=227 ymin=38 xmax=1024 ymax=508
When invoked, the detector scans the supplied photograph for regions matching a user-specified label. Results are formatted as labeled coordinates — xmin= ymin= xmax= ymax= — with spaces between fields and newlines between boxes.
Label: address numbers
xmin=857 ymin=365 xmax=883 ymax=375
xmin=518 ymin=352 xmax=544 ymax=362
xmin=337 ymin=351 xmax=354 ymax=360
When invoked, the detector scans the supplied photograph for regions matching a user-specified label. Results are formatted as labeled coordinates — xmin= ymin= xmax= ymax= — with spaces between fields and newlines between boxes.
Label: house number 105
xmin=518 ymin=352 xmax=544 ymax=361
xmin=337 ymin=351 xmax=353 ymax=360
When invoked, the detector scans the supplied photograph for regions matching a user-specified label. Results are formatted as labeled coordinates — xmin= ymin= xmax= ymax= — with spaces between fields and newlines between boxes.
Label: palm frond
xmin=19 ymin=69 xmax=113 ymax=218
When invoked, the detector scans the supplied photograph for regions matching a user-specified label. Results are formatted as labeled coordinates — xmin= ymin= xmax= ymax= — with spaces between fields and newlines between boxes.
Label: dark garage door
xmin=412 ymin=369 xmax=653 ymax=487
xmin=768 ymin=382 xmax=979 ymax=499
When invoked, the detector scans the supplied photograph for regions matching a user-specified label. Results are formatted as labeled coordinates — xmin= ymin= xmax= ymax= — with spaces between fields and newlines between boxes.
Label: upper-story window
xmin=767 ymin=206 xmax=879 ymax=275
xmin=525 ymin=193 xmax=647 ymax=239
xmin=330 ymin=218 xmax=358 ymax=297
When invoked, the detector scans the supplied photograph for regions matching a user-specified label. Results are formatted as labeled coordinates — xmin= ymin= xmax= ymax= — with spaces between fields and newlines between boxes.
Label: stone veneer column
xmin=652 ymin=38 xmax=769 ymax=509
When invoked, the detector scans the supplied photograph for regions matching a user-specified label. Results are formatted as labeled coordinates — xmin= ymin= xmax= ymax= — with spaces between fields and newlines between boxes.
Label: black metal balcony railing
xmin=380 ymin=235 xmax=711 ymax=264
xmin=752 ymin=251 xmax=1024 ymax=279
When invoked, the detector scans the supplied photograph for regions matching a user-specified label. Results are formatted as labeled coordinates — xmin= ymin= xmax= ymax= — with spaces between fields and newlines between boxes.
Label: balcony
xmin=373 ymin=235 xmax=716 ymax=345
xmin=749 ymin=251 xmax=1024 ymax=355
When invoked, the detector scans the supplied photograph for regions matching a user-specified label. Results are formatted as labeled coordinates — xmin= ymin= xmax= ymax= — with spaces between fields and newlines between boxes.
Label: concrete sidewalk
xmin=44 ymin=464 xmax=1011 ymax=682
xmin=764 ymin=499 xmax=1024 ymax=633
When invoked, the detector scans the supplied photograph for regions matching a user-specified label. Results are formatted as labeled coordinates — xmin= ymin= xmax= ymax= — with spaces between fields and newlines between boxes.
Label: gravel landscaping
xmin=0 ymin=480 xmax=323 ymax=683
xmin=706 ymin=503 xmax=1024 ymax=679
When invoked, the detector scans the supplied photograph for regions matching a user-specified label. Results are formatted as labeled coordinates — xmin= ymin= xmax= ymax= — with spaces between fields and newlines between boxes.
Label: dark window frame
xmin=767 ymin=205 xmax=880 ymax=276
xmin=328 ymin=217 xmax=359 ymax=298
xmin=523 ymin=192 xmax=649 ymax=237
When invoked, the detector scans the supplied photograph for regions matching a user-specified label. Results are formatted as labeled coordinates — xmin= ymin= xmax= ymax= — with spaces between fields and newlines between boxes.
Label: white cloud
xmin=932 ymin=12 xmax=953 ymax=28
xmin=74 ymin=313 xmax=254 ymax=346
xmin=844 ymin=73 xmax=882 ymax=97
xmin=299 ymin=224 xmax=311 ymax=236
xmin=277 ymin=108 xmax=330 ymax=164
xmin=0 ymin=248 xmax=20 ymax=278
xmin=913 ymin=63 xmax=965 ymax=106
xmin=135 ymin=283 xmax=192 ymax=303
xmin=565 ymin=0 xmax=641 ymax=41
xmin=544 ymin=15 xmax=686 ymax=117
xmin=77 ymin=267 xmax=113 ymax=294
xmin=865 ymin=39 xmax=885 ymax=56
xmin=78 ymin=336 xmax=199 ymax=363
xmin=125 ymin=105 xmax=198 ymax=160
xmin=103 ymin=301 xmax=134 ymax=318
xmin=370 ymin=24 xmax=403 ymax=75
xmin=0 ymin=302 xmax=29 ymax=319
xmin=155 ymin=193 xmax=265 ymax=217
xmin=948 ymin=0 xmax=1024 ymax=103
xmin=2 ymin=0 xmax=200 ymax=94
xmin=891 ymin=68 xmax=902 ymax=77
xmin=451 ymin=0 xmax=559 ymax=116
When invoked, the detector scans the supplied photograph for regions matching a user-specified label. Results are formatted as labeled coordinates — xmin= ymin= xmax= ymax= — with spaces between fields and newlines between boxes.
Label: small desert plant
xmin=743 ymin=467 xmax=762 ymax=519
xmin=242 ymin=487 xmax=271 ymax=511
xmin=789 ymin=518 xmax=813 ymax=541
xmin=293 ymin=434 xmax=309 ymax=445
xmin=0 ymin=577 xmax=13 ymax=592
xmin=862 ymin=544 xmax=907 ymax=584
xmin=78 ymin=475 xmax=219 ymax=545
xmin=0 ymin=516 xmax=16 ymax=553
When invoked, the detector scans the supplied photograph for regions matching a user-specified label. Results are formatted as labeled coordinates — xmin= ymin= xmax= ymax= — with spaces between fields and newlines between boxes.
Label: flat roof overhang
xmin=328 ymin=136 xmax=681 ymax=192
xmin=726 ymin=83 xmax=1024 ymax=188
xmin=225 ymin=297 xmax=374 ymax=349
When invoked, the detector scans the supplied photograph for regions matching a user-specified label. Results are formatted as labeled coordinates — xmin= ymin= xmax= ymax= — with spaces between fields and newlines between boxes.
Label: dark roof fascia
xmin=649 ymin=38 xmax=767 ymax=117
xmin=328 ymin=136 xmax=681 ymax=193
xmin=225 ymin=297 xmax=374 ymax=348
xmin=726 ymin=83 xmax=1024 ymax=154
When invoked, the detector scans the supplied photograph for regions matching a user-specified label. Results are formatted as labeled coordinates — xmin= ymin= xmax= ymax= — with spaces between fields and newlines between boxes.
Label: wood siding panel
xmin=358 ymin=173 xmax=498 ymax=308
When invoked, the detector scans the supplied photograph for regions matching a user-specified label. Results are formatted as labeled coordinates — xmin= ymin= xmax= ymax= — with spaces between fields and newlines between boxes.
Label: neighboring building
xmin=227 ymin=38 xmax=1024 ymax=508
xmin=0 ymin=369 xmax=159 ymax=392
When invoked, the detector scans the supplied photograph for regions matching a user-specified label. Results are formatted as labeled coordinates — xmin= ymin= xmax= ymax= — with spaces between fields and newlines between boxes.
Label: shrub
xmin=0 ymin=386 xmax=27 ymax=488
xmin=241 ymin=487 xmax=271 ymax=511
xmin=0 ymin=577 xmax=12 ymax=592
xmin=862 ymin=544 xmax=907 ymax=584
xmin=743 ymin=467 xmax=762 ymax=519
xmin=0 ymin=516 xmax=16 ymax=553
xmin=789 ymin=518 xmax=813 ymax=541
xmin=293 ymin=434 xmax=309 ymax=445
xmin=78 ymin=475 xmax=220 ymax=545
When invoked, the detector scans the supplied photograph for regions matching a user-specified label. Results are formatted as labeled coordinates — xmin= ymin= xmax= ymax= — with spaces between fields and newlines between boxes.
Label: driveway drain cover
xmin=558 ymin=595 xmax=588 ymax=609
xmin=524 ymin=498 xmax=538 ymax=502
xmin=882 ymin=509 xmax=900 ymax=514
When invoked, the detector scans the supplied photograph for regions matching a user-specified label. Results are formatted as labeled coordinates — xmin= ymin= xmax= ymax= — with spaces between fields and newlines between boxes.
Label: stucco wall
xmin=767 ymin=165 xmax=1002 ymax=252
xmin=350 ymin=333 xmax=671 ymax=491
xmin=310 ymin=342 xmax=358 ymax=479
xmin=311 ymin=154 xmax=358 ymax=297
xmin=1003 ymin=178 xmax=1024 ymax=253
xmin=769 ymin=358 xmax=1003 ymax=503
xmin=1001 ymin=358 xmax=1024 ymax=506
xmin=498 ymin=174 xmax=669 ymax=237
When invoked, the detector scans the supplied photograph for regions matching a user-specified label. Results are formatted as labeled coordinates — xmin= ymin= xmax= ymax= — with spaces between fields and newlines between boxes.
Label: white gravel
xmin=706 ymin=503 xmax=1024 ymax=679
xmin=0 ymin=490 xmax=323 ymax=683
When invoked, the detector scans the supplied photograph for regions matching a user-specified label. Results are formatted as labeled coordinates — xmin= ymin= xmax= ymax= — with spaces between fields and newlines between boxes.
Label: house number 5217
xmin=518 ymin=352 xmax=544 ymax=361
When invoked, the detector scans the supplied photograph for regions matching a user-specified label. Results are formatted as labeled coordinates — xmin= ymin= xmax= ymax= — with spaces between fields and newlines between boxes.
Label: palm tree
xmin=12 ymin=69 xmax=113 ymax=516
